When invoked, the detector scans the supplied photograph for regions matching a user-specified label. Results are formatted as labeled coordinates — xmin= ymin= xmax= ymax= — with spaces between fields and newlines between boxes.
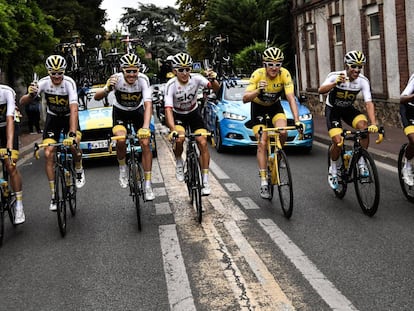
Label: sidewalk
xmin=19 ymin=132 xmax=43 ymax=161
xmin=312 ymin=114 xmax=405 ymax=165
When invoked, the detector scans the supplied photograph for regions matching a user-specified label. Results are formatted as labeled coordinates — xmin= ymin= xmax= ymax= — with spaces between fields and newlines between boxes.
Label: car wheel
xmin=215 ymin=121 xmax=225 ymax=153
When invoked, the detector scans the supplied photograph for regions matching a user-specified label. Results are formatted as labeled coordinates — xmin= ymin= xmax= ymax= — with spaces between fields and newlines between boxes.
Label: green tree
xmin=119 ymin=4 xmax=185 ymax=60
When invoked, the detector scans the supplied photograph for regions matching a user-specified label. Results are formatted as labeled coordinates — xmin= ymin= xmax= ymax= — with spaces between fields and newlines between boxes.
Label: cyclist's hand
xmin=206 ymin=69 xmax=217 ymax=81
xmin=295 ymin=121 xmax=305 ymax=132
xmin=368 ymin=124 xmax=378 ymax=133
xmin=168 ymin=130 xmax=178 ymax=142
xmin=104 ymin=75 xmax=118 ymax=92
xmin=28 ymin=83 xmax=38 ymax=96
xmin=137 ymin=128 xmax=151 ymax=139
xmin=336 ymin=73 xmax=346 ymax=85
xmin=63 ymin=137 xmax=74 ymax=146
xmin=258 ymin=80 xmax=267 ymax=91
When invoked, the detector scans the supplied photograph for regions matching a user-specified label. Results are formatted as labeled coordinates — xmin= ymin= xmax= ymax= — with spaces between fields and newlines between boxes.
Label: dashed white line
xmin=237 ymin=197 xmax=260 ymax=210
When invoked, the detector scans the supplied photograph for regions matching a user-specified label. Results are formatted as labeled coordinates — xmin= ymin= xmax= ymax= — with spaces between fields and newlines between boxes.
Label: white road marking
xmin=153 ymin=187 xmax=167 ymax=197
xmin=159 ymin=224 xmax=196 ymax=311
xmin=224 ymin=183 xmax=242 ymax=192
xmin=258 ymin=218 xmax=358 ymax=311
xmin=155 ymin=202 xmax=171 ymax=215
xmin=208 ymin=198 xmax=248 ymax=221
xmin=237 ymin=197 xmax=260 ymax=210
xmin=224 ymin=220 xmax=295 ymax=310
xmin=210 ymin=159 xmax=230 ymax=179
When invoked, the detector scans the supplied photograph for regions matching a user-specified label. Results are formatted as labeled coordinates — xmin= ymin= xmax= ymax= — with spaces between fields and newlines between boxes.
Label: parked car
xmin=78 ymin=85 xmax=157 ymax=159
xmin=203 ymin=79 xmax=314 ymax=153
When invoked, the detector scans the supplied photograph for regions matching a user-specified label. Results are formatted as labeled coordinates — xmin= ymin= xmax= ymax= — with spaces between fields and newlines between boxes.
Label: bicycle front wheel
xmin=353 ymin=149 xmax=380 ymax=216
xmin=55 ymin=167 xmax=67 ymax=237
xmin=7 ymin=193 xmax=16 ymax=227
xmin=276 ymin=150 xmax=293 ymax=219
xmin=129 ymin=160 xmax=143 ymax=231
xmin=187 ymin=155 xmax=202 ymax=224
xmin=67 ymin=168 xmax=77 ymax=216
xmin=0 ymin=203 xmax=4 ymax=247
xmin=397 ymin=143 xmax=414 ymax=202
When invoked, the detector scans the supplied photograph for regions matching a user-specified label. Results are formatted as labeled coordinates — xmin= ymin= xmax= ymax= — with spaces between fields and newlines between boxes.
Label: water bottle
xmin=343 ymin=150 xmax=353 ymax=169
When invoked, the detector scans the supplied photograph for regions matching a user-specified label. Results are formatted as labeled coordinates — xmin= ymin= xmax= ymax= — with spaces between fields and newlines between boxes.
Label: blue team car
xmin=78 ymin=85 xmax=157 ymax=159
xmin=202 ymin=79 xmax=314 ymax=153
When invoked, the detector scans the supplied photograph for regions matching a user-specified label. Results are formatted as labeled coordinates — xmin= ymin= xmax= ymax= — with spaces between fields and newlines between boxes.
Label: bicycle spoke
xmin=277 ymin=150 xmax=293 ymax=219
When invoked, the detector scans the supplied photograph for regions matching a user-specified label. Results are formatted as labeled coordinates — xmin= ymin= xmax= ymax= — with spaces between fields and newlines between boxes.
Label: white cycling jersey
xmin=401 ymin=73 xmax=414 ymax=107
xmin=321 ymin=70 xmax=372 ymax=108
xmin=109 ymin=72 xmax=152 ymax=111
xmin=164 ymin=74 xmax=209 ymax=114
xmin=0 ymin=85 xmax=16 ymax=127
xmin=37 ymin=75 xmax=78 ymax=117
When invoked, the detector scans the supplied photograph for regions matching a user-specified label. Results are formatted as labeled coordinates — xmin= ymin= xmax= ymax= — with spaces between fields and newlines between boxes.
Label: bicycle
xmin=109 ymin=122 xmax=146 ymax=231
xmin=257 ymin=121 xmax=298 ymax=219
xmin=0 ymin=149 xmax=17 ymax=247
xmin=397 ymin=143 xmax=414 ymax=202
xmin=34 ymin=140 xmax=78 ymax=237
xmin=328 ymin=127 xmax=384 ymax=216
xmin=172 ymin=129 xmax=212 ymax=224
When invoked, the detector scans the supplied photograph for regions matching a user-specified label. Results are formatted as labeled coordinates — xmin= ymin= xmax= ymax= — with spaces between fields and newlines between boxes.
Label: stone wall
xmin=304 ymin=93 xmax=402 ymax=129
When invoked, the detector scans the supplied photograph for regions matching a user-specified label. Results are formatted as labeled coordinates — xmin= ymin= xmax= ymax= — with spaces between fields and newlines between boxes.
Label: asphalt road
xmin=1 ymin=126 xmax=413 ymax=311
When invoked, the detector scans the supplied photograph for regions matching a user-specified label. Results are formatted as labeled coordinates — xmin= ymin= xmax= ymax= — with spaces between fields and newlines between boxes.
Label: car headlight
xmin=299 ymin=113 xmax=312 ymax=121
xmin=223 ymin=111 xmax=246 ymax=121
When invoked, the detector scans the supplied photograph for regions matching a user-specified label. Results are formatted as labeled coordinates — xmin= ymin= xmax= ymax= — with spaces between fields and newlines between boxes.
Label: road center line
xmin=258 ymin=218 xmax=358 ymax=311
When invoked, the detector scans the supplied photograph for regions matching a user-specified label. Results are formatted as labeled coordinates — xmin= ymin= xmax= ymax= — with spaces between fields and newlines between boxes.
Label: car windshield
xmin=80 ymin=87 xmax=112 ymax=110
xmin=223 ymin=82 xmax=248 ymax=101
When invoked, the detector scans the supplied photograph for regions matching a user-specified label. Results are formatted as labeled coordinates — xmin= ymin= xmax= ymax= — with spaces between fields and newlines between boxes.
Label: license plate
xmin=87 ymin=140 xmax=108 ymax=149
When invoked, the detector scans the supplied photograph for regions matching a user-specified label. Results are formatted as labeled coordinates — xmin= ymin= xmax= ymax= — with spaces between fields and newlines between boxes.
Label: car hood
xmin=281 ymin=99 xmax=310 ymax=119
xmin=79 ymin=107 xmax=113 ymax=131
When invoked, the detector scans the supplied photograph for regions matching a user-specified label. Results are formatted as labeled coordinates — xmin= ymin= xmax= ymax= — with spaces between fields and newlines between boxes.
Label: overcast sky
xmin=100 ymin=0 xmax=178 ymax=32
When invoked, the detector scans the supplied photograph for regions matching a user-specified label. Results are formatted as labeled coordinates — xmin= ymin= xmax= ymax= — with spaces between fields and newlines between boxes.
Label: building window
xmin=308 ymin=30 xmax=315 ymax=49
xmin=334 ymin=24 xmax=342 ymax=44
xmin=369 ymin=13 xmax=380 ymax=37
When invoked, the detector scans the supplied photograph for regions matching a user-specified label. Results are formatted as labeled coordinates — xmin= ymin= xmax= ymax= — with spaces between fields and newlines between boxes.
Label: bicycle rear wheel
xmin=353 ymin=149 xmax=380 ymax=216
xmin=55 ymin=167 xmax=67 ymax=237
xmin=276 ymin=150 xmax=293 ymax=219
xmin=397 ymin=143 xmax=414 ymax=202
xmin=327 ymin=144 xmax=347 ymax=198
xmin=129 ymin=159 xmax=142 ymax=231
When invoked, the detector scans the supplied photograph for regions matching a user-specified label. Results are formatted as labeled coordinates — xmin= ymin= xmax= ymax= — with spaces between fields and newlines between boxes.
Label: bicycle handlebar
xmin=337 ymin=127 xmax=385 ymax=147
xmin=0 ymin=148 xmax=16 ymax=166
xmin=33 ymin=141 xmax=77 ymax=160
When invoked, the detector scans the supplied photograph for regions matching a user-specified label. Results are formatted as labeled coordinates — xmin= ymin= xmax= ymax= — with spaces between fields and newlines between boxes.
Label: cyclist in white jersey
xmin=400 ymin=73 xmax=414 ymax=186
xmin=164 ymin=52 xmax=219 ymax=195
xmin=318 ymin=50 xmax=378 ymax=190
xmin=94 ymin=54 xmax=155 ymax=201
xmin=0 ymin=84 xmax=25 ymax=224
xmin=20 ymin=55 xmax=85 ymax=211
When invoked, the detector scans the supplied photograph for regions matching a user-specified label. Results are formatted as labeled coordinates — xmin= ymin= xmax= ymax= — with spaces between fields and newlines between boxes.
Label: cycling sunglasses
xmin=177 ymin=67 xmax=191 ymax=73
xmin=49 ymin=71 xmax=64 ymax=76
xmin=123 ymin=69 xmax=138 ymax=74
xmin=348 ymin=64 xmax=363 ymax=69
xmin=264 ymin=62 xmax=282 ymax=68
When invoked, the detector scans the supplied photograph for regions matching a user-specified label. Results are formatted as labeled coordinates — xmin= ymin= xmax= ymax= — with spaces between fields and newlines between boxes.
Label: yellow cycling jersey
xmin=246 ymin=67 xmax=294 ymax=106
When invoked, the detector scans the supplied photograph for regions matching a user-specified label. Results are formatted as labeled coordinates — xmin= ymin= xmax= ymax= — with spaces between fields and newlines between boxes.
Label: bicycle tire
xmin=276 ymin=150 xmax=293 ymax=219
xmin=55 ymin=167 xmax=67 ymax=237
xmin=193 ymin=158 xmax=203 ymax=224
xmin=353 ymin=149 xmax=380 ymax=216
xmin=7 ymin=194 xmax=16 ymax=227
xmin=68 ymin=166 xmax=77 ymax=216
xmin=327 ymin=144 xmax=347 ymax=198
xmin=129 ymin=158 xmax=142 ymax=231
xmin=397 ymin=143 xmax=414 ymax=203
xmin=0 ymin=203 xmax=4 ymax=247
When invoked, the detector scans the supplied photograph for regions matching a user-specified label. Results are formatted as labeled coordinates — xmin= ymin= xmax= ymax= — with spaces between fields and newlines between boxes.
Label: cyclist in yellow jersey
xmin=243 ymin=47 xmax=301 ymax=199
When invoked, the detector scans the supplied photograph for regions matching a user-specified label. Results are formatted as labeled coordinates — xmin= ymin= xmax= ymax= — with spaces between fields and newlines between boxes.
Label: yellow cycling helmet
xmin=172 ymin=53 xmax=193 ymax=68
xmin=45 ymin=55 xmax=67 ymax=71
xmin=120 ymin=53 xmax=141 ymax=68
xmin=344 ymin=50 xmax=366 ymax=65
xmin=262 ymin=47 xmax=284 ymax=62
